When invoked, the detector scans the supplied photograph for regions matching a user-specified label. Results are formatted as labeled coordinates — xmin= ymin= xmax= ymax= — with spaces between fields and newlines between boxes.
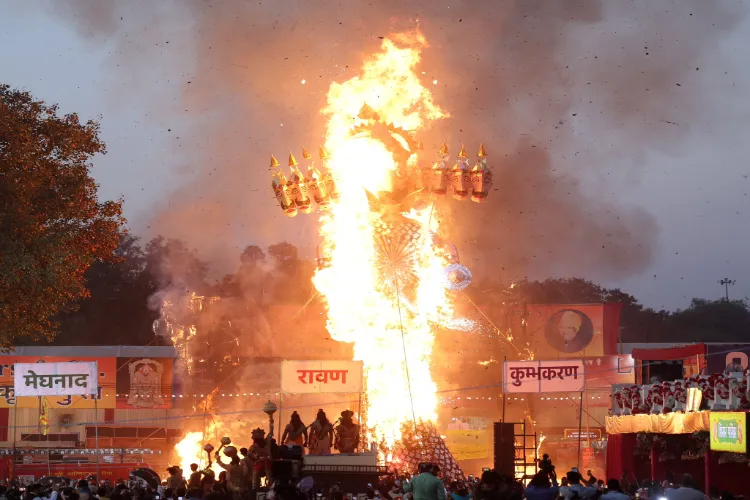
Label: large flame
xmin=174 ymin=426 xmax=224 ymax=477
xmin=312 ymin=31 xmax=454 ymax=448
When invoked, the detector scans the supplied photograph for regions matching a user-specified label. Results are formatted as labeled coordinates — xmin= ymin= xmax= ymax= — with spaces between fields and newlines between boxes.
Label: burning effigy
xmin=268 ymin=30 xmax=493 ymax=475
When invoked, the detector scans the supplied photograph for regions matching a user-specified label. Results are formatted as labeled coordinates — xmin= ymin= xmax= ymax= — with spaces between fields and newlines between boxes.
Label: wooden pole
xmin=12 ymin=398 xmax=18 ymax=478
xmin=94 ymin=396 xmax=101 ymax=482
xmin=357 ymin=392 xmax=363 ymax=453
xmin=277 ymin=393 xmax=283 ymax=443
xmin=577 ymin=392 xmax=583 ymax=469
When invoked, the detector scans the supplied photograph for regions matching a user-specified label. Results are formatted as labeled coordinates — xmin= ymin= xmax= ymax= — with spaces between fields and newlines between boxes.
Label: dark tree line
xmin=14 ymin=237 xmax=316 ymax=346
xmin=21 ymin=238 xmax=749 ymax=347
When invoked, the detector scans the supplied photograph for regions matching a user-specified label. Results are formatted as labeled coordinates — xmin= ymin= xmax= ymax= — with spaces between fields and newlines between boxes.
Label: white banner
xmin=503 ymin=359 xmax=585 ymax=393
xmin=281 ymin=360 xmax=363 ymax=394
xmin=14 ymin=362 xmax=99 ymax=396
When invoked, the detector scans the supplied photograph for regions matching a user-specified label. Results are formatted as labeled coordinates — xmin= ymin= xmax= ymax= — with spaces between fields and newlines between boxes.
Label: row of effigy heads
xmin=270 ymin=143 xmax=494 ymax=217
xmin=270 ymin=147 xmax=339 ymax=217
xmin=419 ymin=143 xmax=493 ymax=203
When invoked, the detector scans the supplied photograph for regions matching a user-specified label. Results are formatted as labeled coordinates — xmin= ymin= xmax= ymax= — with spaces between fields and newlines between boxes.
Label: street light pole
xmin=719 ymin=278 xmax=736 ymax=301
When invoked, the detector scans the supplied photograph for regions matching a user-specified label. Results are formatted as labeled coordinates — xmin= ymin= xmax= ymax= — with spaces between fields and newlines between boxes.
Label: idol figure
xmin=334 ymin=410 xmax=360 ymax=454
xmin=281 ymin=411 xmax=308 ymax=449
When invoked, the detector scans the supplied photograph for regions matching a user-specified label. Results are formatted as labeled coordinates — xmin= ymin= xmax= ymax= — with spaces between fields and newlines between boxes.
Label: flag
xmin=40 ymin=397 xmax=50 ymax=436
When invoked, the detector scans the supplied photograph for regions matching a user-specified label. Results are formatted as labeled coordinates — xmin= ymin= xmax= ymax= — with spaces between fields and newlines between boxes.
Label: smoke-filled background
xmin=2 ymin=0 xmax=749 ymax=308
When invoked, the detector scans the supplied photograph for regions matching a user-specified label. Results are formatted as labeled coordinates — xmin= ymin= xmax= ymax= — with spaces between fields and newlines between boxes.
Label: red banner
xmin=14 ymin=463 xmax=149 ymax=481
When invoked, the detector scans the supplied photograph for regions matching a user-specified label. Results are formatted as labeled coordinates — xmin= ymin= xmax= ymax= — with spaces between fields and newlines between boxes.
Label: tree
xmin=239 ymin=244 xmax=266 ymax=268
xmin=0 ymin=84 xmax=124 ymax=346
xmin=669 ymin=298 xmax=750 ymax=342
xmin=144 ymin=236 xmax=209 ymax=292
xmin=51 ymin=234 xmax=159 ymax=346
xmin=267 ymin=242 xmax=299 ymax=274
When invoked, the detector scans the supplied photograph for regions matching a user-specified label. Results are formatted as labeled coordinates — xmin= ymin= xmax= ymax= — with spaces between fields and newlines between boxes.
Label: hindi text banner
xmin=281 ymin=360 xmax=363 ymax=394
xmin=14 ymin=362 xmax=98 ymax=397
xmin=503 ymin=359 xmax=585 ymax=394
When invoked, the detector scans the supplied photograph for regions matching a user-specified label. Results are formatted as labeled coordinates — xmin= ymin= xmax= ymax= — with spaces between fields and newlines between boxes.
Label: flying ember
xmin=270 ymin=30 xmax=493 ymax=450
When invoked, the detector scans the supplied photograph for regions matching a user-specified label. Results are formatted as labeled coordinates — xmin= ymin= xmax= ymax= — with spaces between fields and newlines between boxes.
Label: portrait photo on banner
xmin=524 ymin=304 xmax=614 ymax=359
xmin=115 ymin=357 xmax=174 ymax=409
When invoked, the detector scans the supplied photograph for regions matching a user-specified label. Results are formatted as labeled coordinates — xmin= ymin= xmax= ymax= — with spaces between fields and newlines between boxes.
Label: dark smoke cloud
xmin=41 ymin=0 xmax=745 ymax=283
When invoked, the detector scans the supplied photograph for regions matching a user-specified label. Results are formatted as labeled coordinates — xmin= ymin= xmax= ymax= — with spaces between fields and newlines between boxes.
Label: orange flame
xmin=312 ymin=30 xmax=454 ymax=448
xmin=174 ymin=423 xmax=223 ymax=477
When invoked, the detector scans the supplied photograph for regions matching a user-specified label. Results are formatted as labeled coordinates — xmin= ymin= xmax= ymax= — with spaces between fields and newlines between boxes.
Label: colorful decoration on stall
xmin=611 ymin=371 xmax=750 ymax=416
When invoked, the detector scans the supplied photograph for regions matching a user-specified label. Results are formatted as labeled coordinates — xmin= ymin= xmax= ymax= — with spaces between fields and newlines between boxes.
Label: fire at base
xmin=268 ymin=30 xmax=494 ymax=456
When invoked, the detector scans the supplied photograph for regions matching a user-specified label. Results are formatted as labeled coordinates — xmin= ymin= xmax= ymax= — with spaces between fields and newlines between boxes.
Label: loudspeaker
xmin=493 ymin=422 xmax=515 ymax=477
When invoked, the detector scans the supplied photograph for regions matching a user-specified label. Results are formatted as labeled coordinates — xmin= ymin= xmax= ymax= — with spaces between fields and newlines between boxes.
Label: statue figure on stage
xmin=281 ymin=411 xmax=308 ymax=449
xmin=334 ymin=409 xmax=360 ymax=454
xmin=248 ymin=427 xmax=272 ymax=490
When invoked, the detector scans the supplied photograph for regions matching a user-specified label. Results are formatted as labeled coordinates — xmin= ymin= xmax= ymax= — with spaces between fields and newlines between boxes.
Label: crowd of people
xmin=0 ymin=466 xmax=740 ymax=500
xmin=160 ymin=408 xmax=361 ymax=499
xmin=2 ymin=453 xmax=741 ymax=500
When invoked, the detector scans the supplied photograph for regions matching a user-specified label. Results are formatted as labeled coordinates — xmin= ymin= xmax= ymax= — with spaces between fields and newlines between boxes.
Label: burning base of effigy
xmin=390 ymin=422 xmax=465 ymax=481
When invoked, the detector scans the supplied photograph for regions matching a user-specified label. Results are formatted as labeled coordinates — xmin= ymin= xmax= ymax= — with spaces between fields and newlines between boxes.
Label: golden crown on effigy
xmin=269 ymin=103 xmax=493 ymax=218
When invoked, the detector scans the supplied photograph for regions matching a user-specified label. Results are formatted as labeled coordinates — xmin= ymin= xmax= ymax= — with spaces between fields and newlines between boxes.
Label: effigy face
xmin=372 ymin=214 xmax=424 ymax=296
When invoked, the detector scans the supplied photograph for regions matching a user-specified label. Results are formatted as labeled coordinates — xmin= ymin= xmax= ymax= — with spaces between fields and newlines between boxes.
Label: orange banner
xmin=0 ymin=357 xmax=116 ymax=409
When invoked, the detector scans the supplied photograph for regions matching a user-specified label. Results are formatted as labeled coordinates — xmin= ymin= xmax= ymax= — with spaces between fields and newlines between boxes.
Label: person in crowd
xmin=619 ymin=472 xmax=631 ymax=494
xmin=200 ymin=471 xmax=215 ymax=496
xmin=538 ymin=455 xmax=554 ymax=477
xmin=582 ymin=471 xmax=598 ymax=487
xmin=472 ymin=470 xmax=500 ymax=500
xmin=213 ymin=472 xmax=228 ymax=496
xmin=185 ymin=489 xmax=202 ymax=500
xmin=403 ymin=463 xmax=446 ymax=500
xmin=601 ymin=480 xmax=629 ymax=500
xmin=666 ymin=475 xmax=707 ymax=500
xmin=78 ymin=487 xmax=91 ymax=500
xmin=282 ymin=412 xmax=309 ymax=449
xmin=447 ymin=482 xmax=471 ymax=500
xmin=559 ymin=470 xmax=597 ymax=500
xmin=166 ymin=468 xmax=185 ymax=491
xmin=334 ymin=410 xmax=360 ymax=454
xmin=524 ymin=473 xmax=558 ymax=500
xmin=187 ymin=465 xmax=203 ymax=490
xmin=215 ymin=451 xmax=246 ymax=500
xmin=307 ymin=410 xmax=334 ymax=456
xmin=96 ymin=488 xmax=108 ymax=500
xmin=249 ymin=427 xmax=273 ymax=489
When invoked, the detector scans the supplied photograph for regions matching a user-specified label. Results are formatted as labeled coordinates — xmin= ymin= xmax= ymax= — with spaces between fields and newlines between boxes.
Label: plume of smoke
xmin=41 ymin=0 xmax=745 ymax=283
